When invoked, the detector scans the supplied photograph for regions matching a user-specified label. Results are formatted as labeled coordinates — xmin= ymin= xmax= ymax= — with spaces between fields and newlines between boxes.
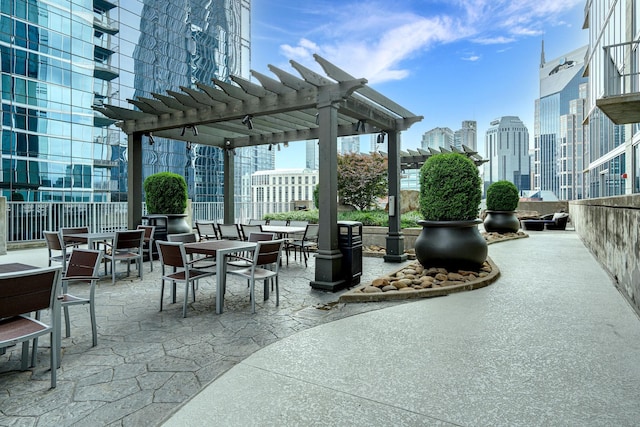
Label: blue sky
xmin=251 ymin=0 xmax=588 ymax=169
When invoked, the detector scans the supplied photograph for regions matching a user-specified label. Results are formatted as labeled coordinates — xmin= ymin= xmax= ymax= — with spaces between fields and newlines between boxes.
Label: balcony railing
xmin=4 ymin=201 xmax=299 ymax=243
xmin=597 ymin=40 xmax=640 ymax=124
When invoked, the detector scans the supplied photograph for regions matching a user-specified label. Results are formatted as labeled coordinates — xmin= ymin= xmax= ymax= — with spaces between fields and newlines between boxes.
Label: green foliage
xmin=313 ymin=184 xmax=319 ymax=209
xmin=337 ymin=153 xmax=388 ymax=210
xmin=419 ymin=153 xmax=481 ymax=221
xmin=486 ymin=180 xmax=520 ymax=211
xmin=143 ymin=172 xmax=188 ymax=214
xmin=262 ymin=209 xmax=421 ymax=228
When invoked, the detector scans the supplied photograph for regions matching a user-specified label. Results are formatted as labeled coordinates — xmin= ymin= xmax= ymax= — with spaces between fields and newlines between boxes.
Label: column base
xmin=310 ymin=249 xmax=348 ymax=292
xmin=383 ymin=253 xmax=408 ymax=263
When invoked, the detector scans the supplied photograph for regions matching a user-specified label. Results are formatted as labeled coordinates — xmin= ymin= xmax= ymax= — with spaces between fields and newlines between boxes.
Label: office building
xmin=583 ymin=1 xmax=636 ymax=197
xmin=534 ymin=44 xmax=589 ymax=200
xmin=484 ymin=116 xmax=530 ymax=193
xmin=305 ymin=140 xmax=319 ymax=170
xmin=252 ymin=168 xmax=318 ymax=217
xmin=421 ymin=127 xmax=453 ymax=150
xmin=1 ymin=0 xmax=269 ymax=203
xmin=338 ymin=136 xmax=360 ymax=154
xmin=454 ymin=120 xmax=477 ymax=151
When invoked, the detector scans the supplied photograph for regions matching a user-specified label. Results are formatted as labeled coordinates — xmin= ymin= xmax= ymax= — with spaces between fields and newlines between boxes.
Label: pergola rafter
xmin=94 ymin=54 xmax=423 ymax=291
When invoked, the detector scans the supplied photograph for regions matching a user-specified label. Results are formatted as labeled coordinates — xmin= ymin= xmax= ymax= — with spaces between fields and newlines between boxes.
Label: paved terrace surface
xmin=2 ymin=231 xmax=640 ymax=426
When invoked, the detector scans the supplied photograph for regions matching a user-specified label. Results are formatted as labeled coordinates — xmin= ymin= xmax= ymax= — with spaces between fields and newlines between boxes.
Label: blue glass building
xmin=1 ymin=0 xmax=269 ymax=203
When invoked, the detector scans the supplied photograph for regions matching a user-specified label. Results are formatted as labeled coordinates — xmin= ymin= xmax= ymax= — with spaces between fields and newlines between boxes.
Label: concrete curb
xmin=340 ymin=232 xmax=528 ymax=303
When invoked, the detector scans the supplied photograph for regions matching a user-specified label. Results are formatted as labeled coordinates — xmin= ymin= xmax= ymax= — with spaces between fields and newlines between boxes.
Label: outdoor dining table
xmin=63 ymin=232 xmax=115 ymax=250
xmin=261 ymin=225 xmax=306 ymax=237
xmin=184 ymin=240 xmax=257 ymax=314
xmin=0 ymin=263 xmax=38 ymax=274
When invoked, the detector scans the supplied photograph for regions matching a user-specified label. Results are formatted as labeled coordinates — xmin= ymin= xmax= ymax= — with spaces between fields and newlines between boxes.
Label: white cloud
xmin=274 ymin=0 xmax=583 ymax=84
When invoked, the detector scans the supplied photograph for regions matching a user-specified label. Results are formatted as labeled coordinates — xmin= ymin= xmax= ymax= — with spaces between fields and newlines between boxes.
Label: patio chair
xmin=60 ymin=226 xmax=89 ymax=248
xmin=217 ymin=223 xmax=242 ymax=240
xmin=195 ymin=221 xmax=218 ymax=241
xmin=541 ymin=212 xmax=570 ymax=230
xmin=226 ymin=239 xmax=285 ymax=313
xmin=228 ymin=232 xmax=276 ymax=269
xmin=44 ymin=230 xmax=71 ymax=272
xmin=137 ymin=225 xmax=156 ymax=272
xmin=156 ymin=241 xmax=216 ymax=318
xmin=0 ymin=266 xmax=62 ymax=388
xmin=103 ymin=229 xmax=145 ymax=285
xmin=267 ymin=219 xmax=288 ymax=226
xmin=286 ymin=223 xmax=319 ymax=266
xmin=59 ymin=249 xmax=103 ymax=347
xmin=240 ymin=224 xmax=263 ymax=241
xmin=248 ymin=219 xmax=267 ymax=225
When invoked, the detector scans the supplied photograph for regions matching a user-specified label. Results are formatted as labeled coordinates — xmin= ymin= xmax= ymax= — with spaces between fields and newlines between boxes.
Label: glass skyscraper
xmin=1 ymin=0 xmax=268 ymax=203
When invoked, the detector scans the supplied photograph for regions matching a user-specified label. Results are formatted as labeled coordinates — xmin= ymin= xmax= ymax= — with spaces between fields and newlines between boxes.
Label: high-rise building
xmin=338 ymin=136 xmax=360 ymax=154
xmin=421 ymin=127 xmax=453 ymax=150
xmin=305 ymin=140 xmax=319 ymax=170
xmin=1 ymin=0 xmax=268 ymax=203
xmin=484 ymin=116 xmax=530 ymax=193
xmin=534 ymin=44 xmax=588 ymax=200
xmin=453 ymin=120 xmax=477 ymax=151
xmin=583 ymin=1 xmax=636 ymax=198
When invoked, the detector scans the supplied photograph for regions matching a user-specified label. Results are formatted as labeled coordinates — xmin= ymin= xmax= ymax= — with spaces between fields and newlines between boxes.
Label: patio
xmin=2 ymin=230 xmax=640 ymax=425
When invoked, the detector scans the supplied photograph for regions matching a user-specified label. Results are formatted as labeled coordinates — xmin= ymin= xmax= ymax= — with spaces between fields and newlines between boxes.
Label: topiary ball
xmin=419 ymin=153 xmax=481 ymax=221
xmin=486 ymin=180 xmax=520 ymax=211
xmin=144 ymin=172 xmax=188 ymax=215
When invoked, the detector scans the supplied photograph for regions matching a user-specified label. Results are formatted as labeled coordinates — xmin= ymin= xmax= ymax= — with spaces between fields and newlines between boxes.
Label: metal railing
xmin=603 ymin=40 xmax=640 ymax=97
xmin=5 ymin=201 xmax=298 ymax=243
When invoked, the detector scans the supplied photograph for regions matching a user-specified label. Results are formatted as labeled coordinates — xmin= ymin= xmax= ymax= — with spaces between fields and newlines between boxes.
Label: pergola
xmin=95 ymin=54 xmax=422 ymax=291
xmin=397 ymin=145 xmax=488 ymax=170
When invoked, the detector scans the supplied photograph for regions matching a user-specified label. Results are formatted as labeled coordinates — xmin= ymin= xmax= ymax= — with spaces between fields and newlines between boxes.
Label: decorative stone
xmin=435 ymin=273 xmax=448 ymax=281
xmin=363 ymin=286 xmax=383 ymax=293
xmin=391 ymin=281 xmax=408 ymax=289
xmin=447 ymin=273 xmax=465 ymax=281
xmin=399 ymin=287 xmax=414 ymax=291
xmin=382 ymin=285 xmax=397 ymax=292
xmin=371 ymin=278 xmax=389 ymax=288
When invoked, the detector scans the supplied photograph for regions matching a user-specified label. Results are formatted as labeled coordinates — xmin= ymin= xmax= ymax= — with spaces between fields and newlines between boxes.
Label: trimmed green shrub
xmin=262 ymin=209 xmax=421 ymax=228
xmin=486 ymin=180 xmax=520 ymax=211
xmin=419 ymin=153 xmax=481 ymax=221
xmin=144 ymin=172 xmax=188 ymax=214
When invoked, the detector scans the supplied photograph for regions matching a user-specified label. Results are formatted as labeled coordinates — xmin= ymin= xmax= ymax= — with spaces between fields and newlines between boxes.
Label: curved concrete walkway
xmin=162 ymin=231 xmax=640 ymax=426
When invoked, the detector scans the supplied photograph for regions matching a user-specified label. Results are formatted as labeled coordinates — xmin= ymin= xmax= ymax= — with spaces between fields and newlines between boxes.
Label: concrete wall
xmin=570 ymin=195 xmax=640 ymax=314
xmin=517 ymin=201 xmax=569 ymax=217
xmin=362 ymin=226 xmax=421 ymax=248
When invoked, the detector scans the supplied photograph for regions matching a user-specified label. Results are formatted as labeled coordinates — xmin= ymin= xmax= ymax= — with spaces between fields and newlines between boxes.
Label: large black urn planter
xmin=414 ymin=219 xmax=488 ymax=271
xmin=166 ymin=214 xmax=192 ymax=235
xmin=483 ymin=210 xmax=520 ymax=233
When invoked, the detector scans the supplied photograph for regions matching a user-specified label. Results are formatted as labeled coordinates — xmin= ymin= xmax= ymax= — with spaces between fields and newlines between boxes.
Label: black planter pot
xmin=483 ymin=210 xmax=520 ymax=233
xmin=414 ymin=219 xmax=488 ymax=271
xmin=166 ymin=214 xmax=191 ymax=235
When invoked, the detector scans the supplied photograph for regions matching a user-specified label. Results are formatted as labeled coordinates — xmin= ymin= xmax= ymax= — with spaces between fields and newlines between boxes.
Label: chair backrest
xmin=196 ymin=221 xmax=218 ymax=240
xmin=136 ymin=225 xmax=155 ymax=241
xmin=289 ymin=220 xmax=309 ymax=227
xmin=0 ymin=266 xmax=61 ymax=318
xmin=167 ymin=232 xmax=197 ymax=243
xmin=156 ymin=241 xmax=187 ymax=269
xmin=217 ymin=223 xmax=241 ymax=240
xmin=44 ymin=230 xmax=65 ymax=251
xmin=61 ymin=226 xmax=89 ymax=245
xmin=113 ymin=229 xmax=145 ymax=251
xmin=247 ymin=232 xmax=276 ymax=242
xmin=248 ymin=219 xmax=267 ymax=225
xmin=304 ymin=223 xmax=320 ymax=240
xmin=240 ymin=224 xmax=262 ymax=240
xmin=267 ymin=220 xmax=288 ymax=226
xmin=65 ymin=249 xmax=103 ymax=280
xmin=254 ymin=239 xmax=284 ymax=268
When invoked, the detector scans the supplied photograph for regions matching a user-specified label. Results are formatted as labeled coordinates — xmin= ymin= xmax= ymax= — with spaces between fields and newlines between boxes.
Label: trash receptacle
xmin=141 ymin=214 xmax=168 ymax=259
xmin=338 ymin=221 xmax=363 ymax=285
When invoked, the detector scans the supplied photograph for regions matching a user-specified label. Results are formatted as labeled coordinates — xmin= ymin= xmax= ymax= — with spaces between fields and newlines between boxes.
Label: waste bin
xmin=338 ymin=221 xmax=363 ymax=285
xmin=141 ymin=214 xmax=168 ymax=259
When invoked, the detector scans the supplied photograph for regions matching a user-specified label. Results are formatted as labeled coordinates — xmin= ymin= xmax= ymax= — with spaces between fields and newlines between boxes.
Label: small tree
xmin=337 ymin=153 xmax=388 ymax=211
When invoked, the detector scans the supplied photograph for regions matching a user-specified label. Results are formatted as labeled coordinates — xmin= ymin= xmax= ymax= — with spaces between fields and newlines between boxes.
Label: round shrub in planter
xmin=415 ymin=153 xmax=487 ymax=271
xmin=484 ymin=180 xmax=520 ymax=233
xmin=144 ymin=172 xmax=190 ymax=234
